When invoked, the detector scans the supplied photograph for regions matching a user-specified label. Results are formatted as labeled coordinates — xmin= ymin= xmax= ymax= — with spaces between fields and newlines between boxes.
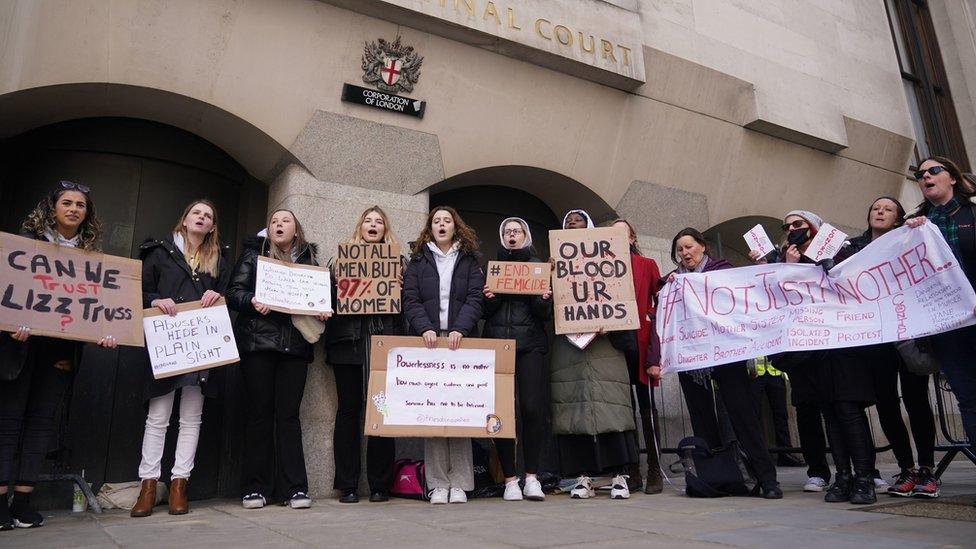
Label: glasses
xmin=503 ymin=229 xmax=524 ymax=236
xmin=914 ymin=166 xmax=947 ymax=180
xmin=781 ymin=220 xmax=808 ymax=232
xmin=59 ymin=180 xmax=90 ymax=194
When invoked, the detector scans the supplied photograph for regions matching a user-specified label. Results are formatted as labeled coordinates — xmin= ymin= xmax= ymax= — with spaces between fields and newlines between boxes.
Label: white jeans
xmin=138 ymin=386 xmax=204 ymax=480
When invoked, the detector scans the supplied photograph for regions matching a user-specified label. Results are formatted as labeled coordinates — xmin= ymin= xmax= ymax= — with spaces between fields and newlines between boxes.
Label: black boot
xmin=10 ymin=491 xmax=43 ymax=528
xmin=849 ymin=474 xmax=877 ymax=504
xmin=824 ymin=471 xmax=853 ymax=503
xmin=0 ymin=494 xmax=12 ymax=531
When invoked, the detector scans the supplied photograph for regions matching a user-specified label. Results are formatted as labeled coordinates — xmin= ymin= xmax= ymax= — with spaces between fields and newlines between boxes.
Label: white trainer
xmin=503 ymin=480 xmax=523 ymax=501
xmin=523 ymin=476 xmax=545 ymax=501
xmin=449 ymin=487 xmax=467 ymax=504
xmin=873 ymin=475 xmax=890 ymax=490
xmin=286 ymin=492 xmax=312 ymax=509
xmin=570 ymin=476 xmax=594 ymax=499
xmin=241 ymin=493 xmax=266 ymax=509
xmin=804 ymin=476 xmax=828 ymax=492
xmin=428 ymin=488 xmax=449 ymax=504
xmin=610 ymin=475 xmax=630 ymax=500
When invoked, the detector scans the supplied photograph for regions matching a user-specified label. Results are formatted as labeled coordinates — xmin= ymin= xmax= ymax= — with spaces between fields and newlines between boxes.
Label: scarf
xmin=928 ymin=197 xmax=962 ymax=261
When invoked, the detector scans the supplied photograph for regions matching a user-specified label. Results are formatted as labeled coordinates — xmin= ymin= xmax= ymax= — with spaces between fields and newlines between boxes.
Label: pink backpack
xmin=391 ymin=459 xmax=428 ymax=500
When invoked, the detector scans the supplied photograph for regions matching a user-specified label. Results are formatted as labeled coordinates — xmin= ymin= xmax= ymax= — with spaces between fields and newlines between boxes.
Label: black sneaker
xmin=338 ymin=489 xmax=359 ymax=504
xmin=849 ymin=475 xmax=877 ymax=505
xmin=286 ymin=492 xmax=312 ymax=509
xmin=0 ymin=496 xmax=12 ymax=531
xmin=824 ymin=471 xmax=853 ymax=503
xmin=9 ymin=495 xmax=43 ymax=529
xmin=911 ymin=468 xmax=940 ymax=498
xmin=241 ymin=492 xmax=266 ymax=509
xmin=760 ymin=481 xmax=783 ymax=499
xmin=369 ymin=491 xmax=389 ymax=503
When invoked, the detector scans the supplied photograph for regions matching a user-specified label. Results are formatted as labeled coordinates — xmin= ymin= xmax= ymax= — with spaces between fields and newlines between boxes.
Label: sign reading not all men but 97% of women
xmin=333 ymin=243 xmax=401 ymax=315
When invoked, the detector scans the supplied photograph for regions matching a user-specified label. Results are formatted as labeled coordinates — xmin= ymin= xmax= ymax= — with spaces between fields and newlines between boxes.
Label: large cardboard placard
xmin=255 ymin=256 xmax=332 ymax=315
xmin=364 ymin=335 xmax=516 ymax=438
xmin=486 ymin=260 xmax=551 ymax=295
xmin=0 ymin=232 xmax=144 ymax=346
xmin=333 ymin=243 xmax=401 ymax=314
xmin=143 ymin=298 xmax=239 ymax=379
xmin=549 ymin=226 xmax=639 ymax=334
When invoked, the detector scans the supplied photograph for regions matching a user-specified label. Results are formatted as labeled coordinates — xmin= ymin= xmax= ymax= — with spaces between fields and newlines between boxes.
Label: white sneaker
xmin=610 ymin=475 xmax=630 ymax=500
xmin=570 ymin=476 xmax=594 ymax=499
xmin=503 ymin=480 xmax=523 ymax=501
xmin=286 ymin=492 xmax=312 ymax=509
xmin=428 ymin=488 xmax=449 ymax=504
xmin=242 ymin=493 xmax=266 ymax=509
xmin=873 ymin=475 xmax=890 ymax=490
xmin=449 ymin=487 xmax=467 ymax=504
xmin=804 ymin=476 xmax=828 ymax=492
xmin=523 ymin=476 xmax=545 ymax=501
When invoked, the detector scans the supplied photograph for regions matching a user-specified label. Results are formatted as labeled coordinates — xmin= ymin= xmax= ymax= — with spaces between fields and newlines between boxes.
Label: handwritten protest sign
xmin=255 ymin=256 xmax=332 ymax=315
xmin=143 ymin=298 xmax=239 ymax=379
xmin=549 ymin=226 xmax=638 ymax=334
xmin=333 ymin=243 xmax=401 ymax=314
xmin=744 ymin=224 xmax=776 ymax=258
xmin=804 ymin=223 xmax=849 ymax=262
xmin=657 ymin=224 xmax=976 ymax=373
xmin=364 ymin=335 xmax=516 ymax=438
xmin=0 ymin=232 xmax=144 ymax=346
xmin=486 ymin=261 xmax=551 ymax=295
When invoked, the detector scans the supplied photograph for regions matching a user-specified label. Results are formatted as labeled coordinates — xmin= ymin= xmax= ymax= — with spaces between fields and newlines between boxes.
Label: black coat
xmin=402 ymin=244 xmax=485 ymax=336
xmin=480 ymin=248 xmax=551 ymax=353
xmin=139 ymin=235 xmax=231 ymax=401
xmin=226 ymin=236 xmax=319 ymax=362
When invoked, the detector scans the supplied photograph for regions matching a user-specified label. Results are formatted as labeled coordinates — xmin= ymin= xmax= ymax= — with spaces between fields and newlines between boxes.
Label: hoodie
xmin=562 ymin=209 xmax=595 ymax=229
xmin=499 ymin=216 xmax=533 ymax=249
xmin=426 ymin=241 xmax=460 ymax=330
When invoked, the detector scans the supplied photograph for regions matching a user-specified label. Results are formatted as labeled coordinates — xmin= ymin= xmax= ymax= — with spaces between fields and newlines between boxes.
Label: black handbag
xmin=895 ymin=338 xmax=941 ymax=376
xmin=677 ymin=436 xmax=750 ymax=498
xmin=0 ymin=331 xmax=28 ymax=381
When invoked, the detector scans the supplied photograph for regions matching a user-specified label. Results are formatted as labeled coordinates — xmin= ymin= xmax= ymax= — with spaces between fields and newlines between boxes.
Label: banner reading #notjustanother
xmin=657 ymin=224 xmax=976 ymax=374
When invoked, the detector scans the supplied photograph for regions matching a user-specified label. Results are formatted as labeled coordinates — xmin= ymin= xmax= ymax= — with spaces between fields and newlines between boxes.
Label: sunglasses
xmin=781 ymin=220 xmax=808 ymax=232
xmin=914 ymin=165 xmax=947 ymax=180
xmin=59 ymin=180 xmax=90 ymax=194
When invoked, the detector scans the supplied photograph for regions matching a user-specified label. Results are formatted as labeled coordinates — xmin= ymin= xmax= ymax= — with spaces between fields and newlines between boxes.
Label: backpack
xmin=390 ymin=459 xmax=428 ymax=501
xmin=677 ymin=436 xmax=750 ymax=498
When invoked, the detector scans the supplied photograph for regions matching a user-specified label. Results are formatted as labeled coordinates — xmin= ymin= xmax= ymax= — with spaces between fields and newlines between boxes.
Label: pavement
xmin=2 ymin=463 xmax=974 ymax=548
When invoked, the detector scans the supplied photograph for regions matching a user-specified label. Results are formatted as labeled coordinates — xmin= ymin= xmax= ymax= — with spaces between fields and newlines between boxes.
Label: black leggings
xmin=496 ymin=350 xmax=548 ymax=477
xmin=822 ymin=401 xmax=875 ymax=476
xmin=874 ymin=360 xmax=936 ymax=469
xmin=332 ymin=363 xmax=395 ymax=492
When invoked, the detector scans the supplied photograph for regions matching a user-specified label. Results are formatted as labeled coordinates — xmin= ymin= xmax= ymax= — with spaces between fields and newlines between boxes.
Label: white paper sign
xmin=143 ymin=300 xmax=239 ymax=379
xmin=255 ymin=256 xmax=332 ymax=314
xmin=657 ymin=224 xmax=976 ymax=373
xmin=566 ymin=332 xmax=597 ymax=350
xmin=804 ymin=223 xmax=849 ymax=262
xmin=383 ymin=346 xmax=496 ymax=427
xmin=743 ymin=224 xmax=776 ymax=257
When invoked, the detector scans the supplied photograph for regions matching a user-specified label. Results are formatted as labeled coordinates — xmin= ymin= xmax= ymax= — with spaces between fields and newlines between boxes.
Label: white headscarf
xmin=562 ymin=209 xmax=594 ymax=229
xmin=498 ymin=217 xmax=533 ymax=249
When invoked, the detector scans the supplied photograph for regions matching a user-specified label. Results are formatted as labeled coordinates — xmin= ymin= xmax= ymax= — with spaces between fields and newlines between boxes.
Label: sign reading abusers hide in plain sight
xmin=255 ymin=256 xmax=332 ymax=315
xmin=485 ymin=260 xmax=551 ymax=295
xmin=549 ymin=225 xmax=638 ymax=334
xmin=143 ymin=298 xmax=239 ymax=379
xmin=0 ymin=232 xmax=144 ymax=346
xmin=333 ymin=243 xmax=401 ymax=314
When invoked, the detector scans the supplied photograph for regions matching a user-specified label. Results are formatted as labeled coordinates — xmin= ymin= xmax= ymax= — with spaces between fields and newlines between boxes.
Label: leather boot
xmin=642 ymin=411 xmax=663 ymax=494
xmin=168 ymin=478 xmax=189 ymax=515
xmin=130 ymin=479 xmax=157 ymax=518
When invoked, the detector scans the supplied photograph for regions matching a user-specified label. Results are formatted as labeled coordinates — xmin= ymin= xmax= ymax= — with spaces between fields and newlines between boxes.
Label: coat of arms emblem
xmin=362 ymin=36 xmax=424 ymax=94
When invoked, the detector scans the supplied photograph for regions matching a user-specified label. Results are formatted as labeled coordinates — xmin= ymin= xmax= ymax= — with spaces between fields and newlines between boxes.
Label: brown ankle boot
xmin=168 ymin=478 xmax=189 ymax=515
xmin=642 ymin=412 xmax=663 ymax=494
xmin=130 ymin=479 xmax=157 ymax=517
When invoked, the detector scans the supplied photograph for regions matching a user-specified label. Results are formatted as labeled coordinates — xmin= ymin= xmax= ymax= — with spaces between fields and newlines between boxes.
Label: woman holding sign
xmin=130 ymin=199 xmax=231 ymax=518
xmin=482 ymin=217 xmax=552 ymax=501
xmin=227 ymin=209 xmax=330 ymax=510
xmin=0 ymin=181 xmax=115 ymax=530
xmin=403 ymin=206 xmax=485 ymax=505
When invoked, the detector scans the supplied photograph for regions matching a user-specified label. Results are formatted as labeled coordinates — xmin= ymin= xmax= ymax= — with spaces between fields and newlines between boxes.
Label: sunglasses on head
xmin=59 ymin=180 xmax=90 ymax=194
xmin=914 ymin=166 xmax=947 ymax=180
xmin=781 ymin=220 xmax=808 ymax=232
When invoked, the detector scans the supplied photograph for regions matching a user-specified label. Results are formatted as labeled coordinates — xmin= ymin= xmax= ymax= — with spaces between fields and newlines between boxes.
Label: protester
xmin=658 ymin=228 xmax=781 ymax=499
xmin=326 ymin=206 xmax=401 ymax=504
xmin=227 ymin=209 xmax=330 ymax=510
xmin=551 ymin=209 xmax=639 ymax=501
xmin=481 ymin=217 xmax=552 ymax=501
xmin=131 ymin=200 xmax=231 ymax=517
xmin=748 ymin=356 xmax=805 ymax=467
xmin=403 ymin=206 xmax=485 ymax=505
xmin=0 ymin=181 xmax=117 ymax=530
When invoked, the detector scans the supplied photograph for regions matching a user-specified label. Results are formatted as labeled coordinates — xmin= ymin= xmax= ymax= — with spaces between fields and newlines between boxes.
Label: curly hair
xmin=21 ymin=187 xmax=103 ymax=251
xmin=411 ymin=206 xmax=479 ymax=256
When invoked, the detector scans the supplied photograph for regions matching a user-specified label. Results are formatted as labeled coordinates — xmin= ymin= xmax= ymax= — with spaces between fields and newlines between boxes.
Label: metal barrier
xmin=932 ymin=372 xmax=976 ymax=478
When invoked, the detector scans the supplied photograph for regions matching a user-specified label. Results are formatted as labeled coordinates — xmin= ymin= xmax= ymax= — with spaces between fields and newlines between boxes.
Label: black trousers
xmin=794 ymin=401 xmax=831 ymax=482
xmin=873 ymin=359 xmax=936 ymax=470
xmin=240 ymin=351 xmax=309 ymax=499
xmin=822 ymin=401 xmax=875 ymax=476
xmin=751 ymin=375 xmax=792 ymax=449
xmin=678 ymin=363 xmax=777 ymax=484
xmin=0 ymin=347 xmax=70 ymax=487
xmin=496 ymin=350 xmax=548 ymax=477
xmin=332 ymin=363 xmax=395 ymax=492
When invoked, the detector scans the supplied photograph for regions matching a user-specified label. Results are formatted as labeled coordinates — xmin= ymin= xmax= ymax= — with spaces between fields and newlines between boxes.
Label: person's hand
xmin=646 ymin=365 xmax=661 ymax=381
xmin=483 ymin=285 xmax=495 ymax=299
xmin=541 ymin=289 xmax=552 ymax=300
xmin=251 ymin=297 xmax=271 ymax=315
xmin=315 ymin=311 xmax=332 ymax=321
xmin=152 ymin=298 xmax=178 ymax=316
xmin=784 ymin=244 xmax=801 ymax=263
xmin=422 ymin=330 xmax=437 ymax=349
xmin=200 ymin=290 xmax=221 ymax=308
xmin=666 ymin=272 xmax=676 ymax=283
xmin=10 ymin=326 xmax=30 ymax=342
xmin=98 ymin=335 xmax=118 ymax=348
xmin=448 ymin=331 xmax=463 ymax=350
xmin=748 ymin=249 xmax=768 ymax=264
xmin=905 ymin=216 xmax=927 ymax=228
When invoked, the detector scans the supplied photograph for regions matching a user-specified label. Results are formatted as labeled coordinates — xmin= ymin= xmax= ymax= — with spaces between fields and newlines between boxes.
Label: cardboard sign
xmin=743 ymin=224 xmax=775 ymax=257
xmin=0 ymin=232 xmax=144 ymax=346
xmin=549 ymin=226 xmax=639 ymax=334
xmin=364 ymin=335 xmax=516 ymax=438
xmin=485 ymin=261 xmax=551 ymax=295
xmin=255 ymin=256 xmax=332 ymax=315
xmin=143 ymin=298 xmax=239 ymax=379
xmin=804 ymin=223 xmax=849 ymax=262
xmin=333 ymin=243 xmax=401 ymax=315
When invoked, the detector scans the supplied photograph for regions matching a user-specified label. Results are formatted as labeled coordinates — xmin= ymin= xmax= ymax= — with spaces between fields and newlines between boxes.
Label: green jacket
xmin=550 ymin=335 xmax=636 ymax=435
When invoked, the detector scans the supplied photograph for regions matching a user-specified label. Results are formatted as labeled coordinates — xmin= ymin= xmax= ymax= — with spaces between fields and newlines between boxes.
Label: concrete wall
xmin=930 ymin=0 xmax=976 ymax=170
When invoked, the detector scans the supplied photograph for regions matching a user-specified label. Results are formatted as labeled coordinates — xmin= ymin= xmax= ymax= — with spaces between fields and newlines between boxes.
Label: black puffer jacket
xmin=481 ymin=248 xmax=551 ymax=353
xmin=402 ymin=243 xmax=485 ymax=336
xmin=226 ymin=236 xmax=318 ymax=362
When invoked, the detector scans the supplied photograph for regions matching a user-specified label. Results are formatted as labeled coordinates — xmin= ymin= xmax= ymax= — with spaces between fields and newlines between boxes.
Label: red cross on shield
xmin=381 ymin=57 xmax=402 ymax=86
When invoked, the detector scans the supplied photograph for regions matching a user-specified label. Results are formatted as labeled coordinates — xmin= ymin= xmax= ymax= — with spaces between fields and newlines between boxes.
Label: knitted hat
xmin=784 ymin=210 xmax=823 ymax=231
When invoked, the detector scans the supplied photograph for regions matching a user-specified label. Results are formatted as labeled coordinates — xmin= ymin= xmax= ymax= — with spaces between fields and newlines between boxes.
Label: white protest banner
xmin=255 ymin=256 xmax=332 ymax=315
xmin=657 ymin=224 xmax=976 ymax=374
xmin=804 ymin=223 xmax=849 ymax=262
xmin=743 ymin=224 xmax=775 ymax=257
xmin=143 ymin=298 xmax=239 ymax=379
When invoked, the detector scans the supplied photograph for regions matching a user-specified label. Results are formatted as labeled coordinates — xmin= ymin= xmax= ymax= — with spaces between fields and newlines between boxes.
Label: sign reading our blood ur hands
xmin=656 ymin=224 xmax=976 ymax=374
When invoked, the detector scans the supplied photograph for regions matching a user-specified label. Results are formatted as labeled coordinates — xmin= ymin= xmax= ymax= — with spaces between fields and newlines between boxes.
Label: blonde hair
xmin=347 ymin=205 xmax=398 ymax=245
xmin=173 ymin=199 xmax=222 ymax=277
xmin=265 ymin=209 xmax=309 ymax=263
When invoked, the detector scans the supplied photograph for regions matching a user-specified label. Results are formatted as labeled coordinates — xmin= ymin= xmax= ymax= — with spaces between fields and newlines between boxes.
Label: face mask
xmin=787 ymin=228 xmax=810 ymax=247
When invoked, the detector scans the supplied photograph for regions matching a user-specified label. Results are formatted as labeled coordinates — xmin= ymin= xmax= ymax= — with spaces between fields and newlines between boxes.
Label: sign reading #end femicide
xmin=657 ymin=224 xmax=976 ymax=374
xmin=143 ymin=298 xmax=239 ymax=379
xmin=0 ymin=232 xmax=144 ymax=346
xmin=486 ymin=261 xmax=551 ymax=295
xmin=255 ymin=256 xmax=332 ymax=315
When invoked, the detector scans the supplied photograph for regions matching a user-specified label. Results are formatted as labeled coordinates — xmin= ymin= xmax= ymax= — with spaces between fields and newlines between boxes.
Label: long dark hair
xmin=670 ymin=227 xmax=708 ymax=265
xmin=411 ymin=206 xmax=479 ymax=256
xmin=917 ymin=156 xmax=972 ymax=213
xmin=865 ymin=196 xmax=905 ymax=232
xmin=22 ymin=183 xmax=102 ymax=251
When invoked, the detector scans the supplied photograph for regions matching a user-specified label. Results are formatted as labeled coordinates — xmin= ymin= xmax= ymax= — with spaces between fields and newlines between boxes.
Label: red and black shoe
xmin=911 ymin=468 xmax=940 ymax=498
xmin=887 ymin=468 xmax=916 ymax=497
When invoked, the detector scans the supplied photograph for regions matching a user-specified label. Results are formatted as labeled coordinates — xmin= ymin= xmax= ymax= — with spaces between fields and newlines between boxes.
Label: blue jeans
xmin=932 ymin=324 xmax=976 ymax=448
